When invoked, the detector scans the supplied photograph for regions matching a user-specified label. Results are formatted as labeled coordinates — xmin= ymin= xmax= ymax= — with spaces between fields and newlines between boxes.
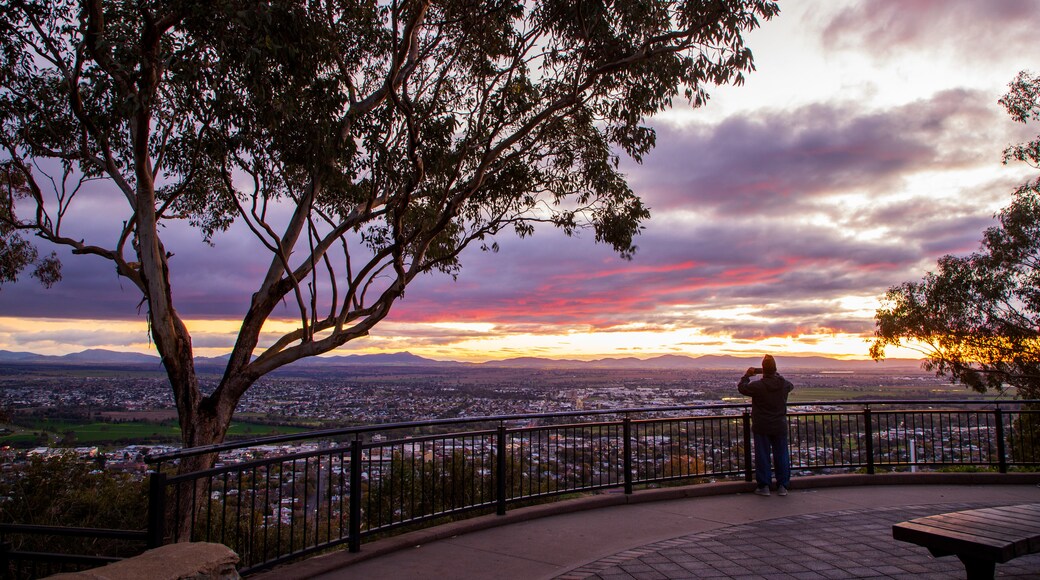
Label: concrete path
xmin=260 ymin=478 xmax=1040 ymax=579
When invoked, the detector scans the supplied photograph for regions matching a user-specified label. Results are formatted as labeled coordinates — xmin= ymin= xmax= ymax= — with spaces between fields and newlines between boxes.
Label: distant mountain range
xmin=477 ymin=353 xmax=924 ymax=371
xmin=0 ymin=348 xmax=926 ymax=372
xmin=0 ymin=348 xmax=163 ymax=365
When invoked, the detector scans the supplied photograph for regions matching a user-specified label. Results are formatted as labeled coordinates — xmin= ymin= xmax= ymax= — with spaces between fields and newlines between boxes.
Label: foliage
xmin=0 ymin=166 xmax=60 ymax=288
xmin=0 ymin=454 xmax=148 ymax=528
xmin=0 ymin=454 xmax=148 ymax=557
xmin=872 ymin=70 xmax=1040 ymax=398
xmin=1001 ymin=71 xmax=1040 ymax=168
xmin=1010 ymin=410 xmax=1040 ymax=464
xmin=365 ymin=450 xmax=496 ymax=530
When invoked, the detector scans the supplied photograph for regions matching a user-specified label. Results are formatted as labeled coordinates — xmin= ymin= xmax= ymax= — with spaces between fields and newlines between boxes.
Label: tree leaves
xmin=873 ymin=73 xmax=1040 ymax=397
xmin=1000 ymin=71 xmax=1040 ymax=169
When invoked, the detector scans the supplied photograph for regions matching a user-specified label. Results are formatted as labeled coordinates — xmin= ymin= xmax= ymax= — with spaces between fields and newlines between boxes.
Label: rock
xmin=45 ymin=542 xmax=239 ymax=580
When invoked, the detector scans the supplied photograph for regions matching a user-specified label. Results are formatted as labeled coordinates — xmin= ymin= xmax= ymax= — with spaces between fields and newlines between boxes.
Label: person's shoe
xmin=777 ymin=485 xmax=788 ymax=496
xmin=754 ymin=485 xmax=770 ymax=496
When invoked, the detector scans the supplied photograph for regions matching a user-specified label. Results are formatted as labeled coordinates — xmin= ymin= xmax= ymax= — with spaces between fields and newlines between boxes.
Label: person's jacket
xmin=737 ymin=373 xmax=794 ymax=435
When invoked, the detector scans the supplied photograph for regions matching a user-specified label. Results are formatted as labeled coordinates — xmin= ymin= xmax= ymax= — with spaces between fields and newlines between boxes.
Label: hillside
xmin=0 ymin=348 xmax=924 ymax=373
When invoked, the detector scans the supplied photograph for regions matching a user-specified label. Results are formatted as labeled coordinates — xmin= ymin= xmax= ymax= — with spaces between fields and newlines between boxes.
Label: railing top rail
xmin=0 ymin=523 xmax=148 ymax=540
xmin=146 ymin=403 xmax=746 ymax=462
xmin=145 ymin=398 xmax=1037 ymax=464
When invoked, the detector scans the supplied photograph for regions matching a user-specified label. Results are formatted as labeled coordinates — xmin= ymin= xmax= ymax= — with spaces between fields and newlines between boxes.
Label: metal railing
xmin=0 ymin=524 xmax=148 ymax=579
xmin=134 ymin=400 xmax=1039 ymax=575
xmin=2 ymin=400 xmax=1036 ymax=577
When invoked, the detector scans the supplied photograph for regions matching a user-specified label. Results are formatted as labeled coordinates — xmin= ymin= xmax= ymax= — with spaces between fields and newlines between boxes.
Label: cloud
xmin=628 ymin=89 xmax=1003 ymax=217
xmin=388 ymin=216 xmax=924 ymax=340
xmin=822 ymin=0 xmax=1040 ymax=64
xmin=10 ymin=328 xmax=148 ymax=349
xmin=0 ymin=212 xmax=280 ymax=320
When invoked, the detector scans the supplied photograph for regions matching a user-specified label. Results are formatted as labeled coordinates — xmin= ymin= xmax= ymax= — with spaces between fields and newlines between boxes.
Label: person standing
xmin=737 ymin=354 xmax=794 ymax=496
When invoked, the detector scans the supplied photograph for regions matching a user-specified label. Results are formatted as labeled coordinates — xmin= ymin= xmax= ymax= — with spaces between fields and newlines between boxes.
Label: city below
xmin=0 ymin=349 xmax=1002 ymax=472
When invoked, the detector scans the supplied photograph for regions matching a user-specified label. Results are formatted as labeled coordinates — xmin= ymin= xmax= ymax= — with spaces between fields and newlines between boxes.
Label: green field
xmin=790 ymin=384 xmax=1002 ymax=403
xmin=1 ymin=419 xmax=310 ymax=447
xmin=787 ymin=385 xmax=996 ymax=403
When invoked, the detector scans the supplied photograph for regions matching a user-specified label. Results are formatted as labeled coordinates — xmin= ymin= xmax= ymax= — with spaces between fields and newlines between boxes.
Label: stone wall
xmin=46 ymin=542 xmax=239 ymax=580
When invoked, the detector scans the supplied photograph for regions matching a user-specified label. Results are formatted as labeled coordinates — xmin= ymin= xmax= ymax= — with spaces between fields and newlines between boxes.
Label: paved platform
xmin=260 ymin=478 xmax=1040 ymax=579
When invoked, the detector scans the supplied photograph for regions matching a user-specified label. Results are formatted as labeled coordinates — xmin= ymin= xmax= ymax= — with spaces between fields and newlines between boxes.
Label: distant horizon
xmin=0 ymin=315 xmax=909 ymax=363
xmin=0 ymin=345 xmax=926 ymax=368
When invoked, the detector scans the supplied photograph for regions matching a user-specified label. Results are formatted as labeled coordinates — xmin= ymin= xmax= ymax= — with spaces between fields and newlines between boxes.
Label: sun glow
xmin=0 ymin=315 xmax=926 ymax=363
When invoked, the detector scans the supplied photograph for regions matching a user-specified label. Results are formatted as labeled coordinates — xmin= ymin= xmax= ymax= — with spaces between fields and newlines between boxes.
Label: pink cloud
xmin=822 ymin=0 xmax=1040 ymax=62
xmin=628 ymin=90 xmax=1001 ymax=216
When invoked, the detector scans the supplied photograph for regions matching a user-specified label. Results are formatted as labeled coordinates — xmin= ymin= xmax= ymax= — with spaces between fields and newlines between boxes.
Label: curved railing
xmin=141 ymin=400 xmax=1040 ymax=575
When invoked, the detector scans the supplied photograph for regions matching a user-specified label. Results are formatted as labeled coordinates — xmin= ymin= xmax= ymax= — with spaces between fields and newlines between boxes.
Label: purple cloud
xmin=628 ymin=89 xmax=1003 ymax=216
xmin=822 ymin=0 xmax=1040 ymax=62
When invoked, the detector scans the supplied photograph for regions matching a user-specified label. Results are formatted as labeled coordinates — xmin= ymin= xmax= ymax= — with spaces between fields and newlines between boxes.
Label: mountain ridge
xmin=0 ymin=348 xmax=925 ymax=371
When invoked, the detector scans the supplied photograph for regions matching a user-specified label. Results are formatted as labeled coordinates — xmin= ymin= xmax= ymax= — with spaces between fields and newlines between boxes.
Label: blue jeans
xmin=753 ymin=431 xmax=790 ymax=488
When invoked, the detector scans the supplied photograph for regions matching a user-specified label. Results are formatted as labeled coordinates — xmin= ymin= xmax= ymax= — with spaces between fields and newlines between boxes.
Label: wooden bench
xmin=892 ymin=503 xmax=1040 ymax=579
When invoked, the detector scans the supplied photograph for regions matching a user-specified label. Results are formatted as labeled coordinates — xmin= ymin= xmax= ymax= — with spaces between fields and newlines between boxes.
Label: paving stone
xmin=708 ymin=569 xmax=739 ymax=578
xmin=555 ymin=502 xmax=1040 ymax=580
xmin=683 ymin=569 xmax=728 ymax=578
xmin=775 ymin=561 xmax=812 ymax=573
xmin=840 ymin=568 xmax=882 ymax=576
xmin=818 ymin=568 xmax=854 ymax=580
xmin=618 ymin=563 xmax=655 ymax=573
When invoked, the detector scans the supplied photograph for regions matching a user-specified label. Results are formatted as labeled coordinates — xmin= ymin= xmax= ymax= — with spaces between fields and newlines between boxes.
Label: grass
xmin=1 ymin=418 xmax=310 ymax=447
xmin=787 ymin=385 xmax=993 ymax=403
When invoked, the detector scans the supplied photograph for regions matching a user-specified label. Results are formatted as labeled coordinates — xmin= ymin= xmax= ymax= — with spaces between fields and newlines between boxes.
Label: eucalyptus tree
xmin=872 ymin=71 xmax=1040 ymax=398
xmin=1 ymin=0 xmax=778 ymax=459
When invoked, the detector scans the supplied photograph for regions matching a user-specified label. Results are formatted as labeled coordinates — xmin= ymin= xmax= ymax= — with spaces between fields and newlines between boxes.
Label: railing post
xmin=1 ymin=536 xmax=10 ymax=578
xmin=496 ymin=424 xmax=508 ymax=515
xmin=348 ymin=438 xmax=362 ymax=553
xmin=864 ymin=405 xmax=875 ymax=475
xmin=995 ymin=406 xmax=1008 ymax=473
xmin=742 ymin=410 xmax=753 ymax=482
xmin=623 ymin=417 xmax=633 ymax=494
xmin=147 ymin=469 xmax=166 ymax=549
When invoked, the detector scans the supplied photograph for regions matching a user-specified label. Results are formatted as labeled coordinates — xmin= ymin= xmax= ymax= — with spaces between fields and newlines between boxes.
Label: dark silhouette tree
xmin=871 ymin=71 xmax=1040 ymax=398
xmin=1 ymin=167 xmax=60 ymax=287
xmin=0 ymin=0 xmax=778 ymax=463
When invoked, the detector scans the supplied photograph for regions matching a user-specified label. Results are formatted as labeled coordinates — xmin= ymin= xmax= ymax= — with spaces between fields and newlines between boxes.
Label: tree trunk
xmin=161 ymin=365 xmax=254 ymax=542
xmin=164 ymin=390 xmax=229 ymax=542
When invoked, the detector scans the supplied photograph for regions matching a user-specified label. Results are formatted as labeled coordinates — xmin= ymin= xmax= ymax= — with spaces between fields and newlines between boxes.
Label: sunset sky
xmin=2 ymin=0 xmax=1039 ymax=362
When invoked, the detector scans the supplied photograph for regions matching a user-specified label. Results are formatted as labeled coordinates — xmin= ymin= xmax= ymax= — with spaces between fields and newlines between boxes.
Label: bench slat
xmin=926 ymin=511 xmax=1040 ymax=537
xmin=893 ymin=521 xmax=1016 ymax=562
xmin=893 ymin=502 xmax=1040 ymax=576
xmin=902 ymin=504 xmax=1040 ymax=529
xmin=923 ymin=511 xmax=1040 ymax=535
xmin=970 ymin=504 xmax=1040 ymax=518
xmin=980 ymin=506 xmax=1040 ymax=553
xmin=985 ymin=504 xmax=1040 ymax=520
xmin=905 ymin=517 xmax=1034 ymax=556
xmin=913 ymin=504 xmax=1040 ymax=553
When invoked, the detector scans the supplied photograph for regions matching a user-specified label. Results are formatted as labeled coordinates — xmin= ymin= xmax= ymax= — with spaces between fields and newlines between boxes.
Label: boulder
xmin=45 ymin=542 xmax=239 ymax=580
